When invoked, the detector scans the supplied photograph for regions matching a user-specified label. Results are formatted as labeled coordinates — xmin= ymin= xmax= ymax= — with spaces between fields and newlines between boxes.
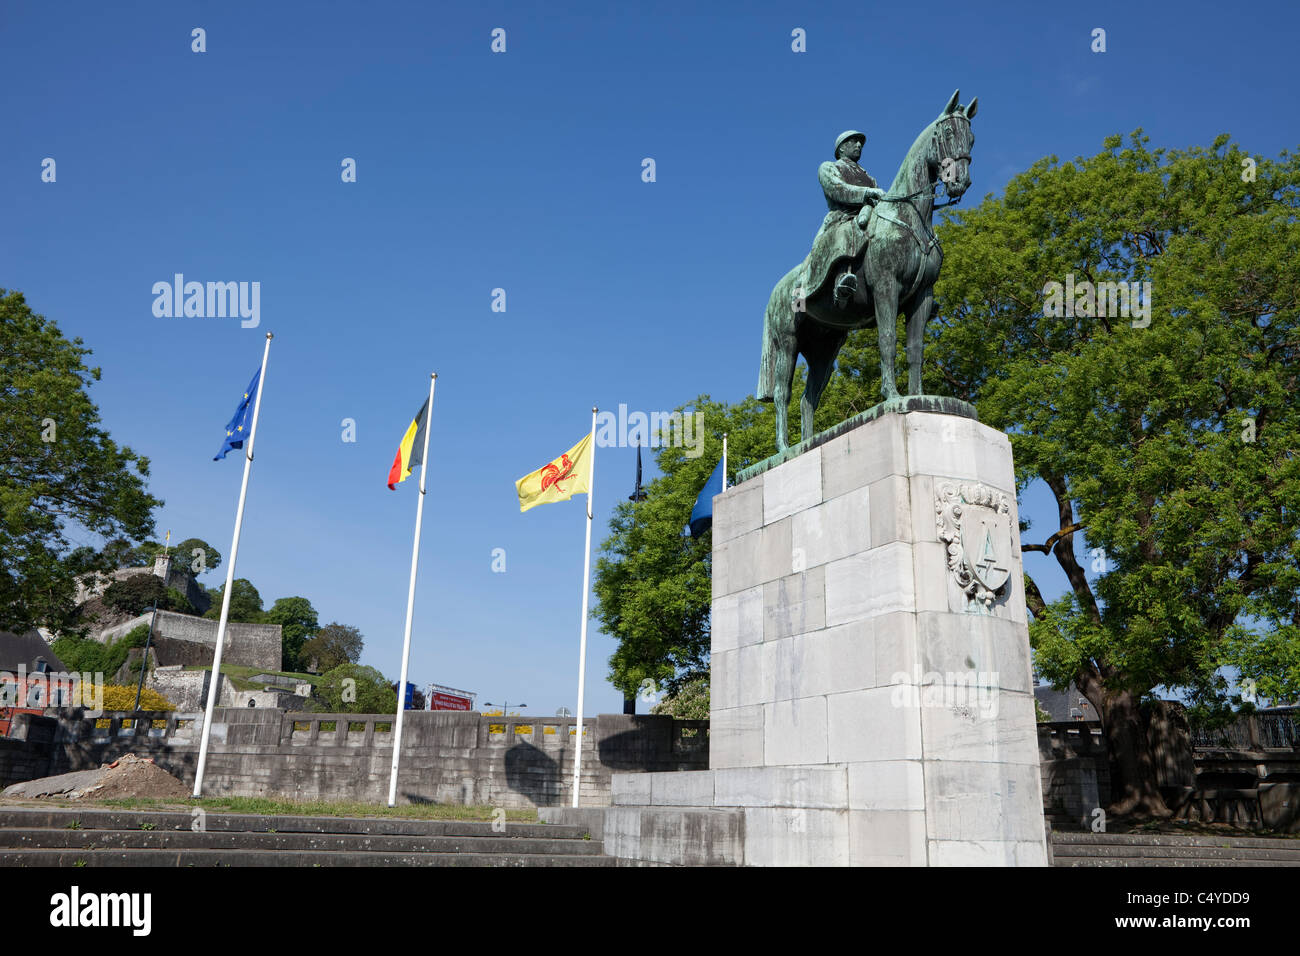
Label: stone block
xmin=906 ymin=414 xmax=1014 ymax=490
xmin=764 ymin=696 xmax=828 ymax=766
xmin=917 ymin=692 xmax=1040 ymax=765
xmin=709 ymin=705 xmax=764 ymax=770
xmin=713 ymin=766 xmax=848 ymax=809
xmin=848 ymin=809 xmax=927 ymax=866
xmin=649 ymin=770 xmax=716 ymax=807
xmin=742 ymin=807 xmax=850 ymax=866
xmin=922 ymin=760 xmax=1048 ymax=844
xmin=916 ymin=611 xmax=1033 ymax=694
xmin=763 ymin=566 xmax=825 ymax=642
xmin=714 ymin=480 xmax=763 ymax=545
xmin=868 ymin=474 xmax=912 ymax=548
xmin=712 ymin=585 xmax=764 ymax=654
xmin=782 ymin=619 xmax=872 ymax=699
xmin=847 ymin=760 xmax=925 ymax=811
xmin=911 ymin=540 xmax=954 ymax=614
xmin=822 ymin=418 xmax=905 ymax=500
xmin=873 ymin=612 xmax=920 ymax=683
xmin=791 ymin=485 xmax=869 ymax=569
xmin=606 ymin=807 xmax=745 ymax=866
xmin=611 ymin=773 xmax=651 ymax=806
xmin=824 ymin=543 xmax=916 ymax=625
xmin=763 ymin=447 xmax=823 ymax=525
xmin=928 ymin=839 xmax=1047 ymax=867
xmin=826 ymin=687 xmax=923 ymax=763
xmin=734 ymin=641 xmax=770 ymax=709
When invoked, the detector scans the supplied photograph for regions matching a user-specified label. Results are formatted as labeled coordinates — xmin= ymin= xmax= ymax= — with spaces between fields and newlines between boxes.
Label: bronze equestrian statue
xmin=758 ymin=90 xmax=978 ymax=451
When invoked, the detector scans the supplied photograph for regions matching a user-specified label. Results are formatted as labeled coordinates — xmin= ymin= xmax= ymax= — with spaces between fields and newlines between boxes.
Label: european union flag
xmin=214 ymin=367 xmax=261 ymax=461
xmin=688 ymin=457 xmax=725 ymax=538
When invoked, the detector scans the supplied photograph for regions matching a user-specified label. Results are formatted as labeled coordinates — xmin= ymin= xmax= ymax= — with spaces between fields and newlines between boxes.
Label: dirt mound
xmin=91 ymin=754 xmax=189 ymax=800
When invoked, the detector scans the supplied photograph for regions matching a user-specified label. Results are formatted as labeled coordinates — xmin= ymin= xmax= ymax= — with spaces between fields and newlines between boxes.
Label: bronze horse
xmin=758 ymin=90 xmax=978 ymax=450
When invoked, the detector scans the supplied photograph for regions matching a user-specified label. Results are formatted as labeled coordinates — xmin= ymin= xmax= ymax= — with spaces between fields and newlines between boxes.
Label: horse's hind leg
xmin=800 ymin=330 xmax=847 ymax=443
xmin=772 ymin=325 xmax=798 ymax=452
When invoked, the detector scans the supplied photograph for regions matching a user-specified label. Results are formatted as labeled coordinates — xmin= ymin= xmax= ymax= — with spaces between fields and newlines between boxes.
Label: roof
xmin=0 ymin=629 xmax=68 ymax=674
xmin=1034 ymin=683 xmax=1097 ymax=722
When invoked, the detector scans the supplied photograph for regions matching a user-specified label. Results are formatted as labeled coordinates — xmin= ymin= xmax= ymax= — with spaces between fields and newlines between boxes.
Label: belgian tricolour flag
xmin=386 ymin=397 xmax=429 ymax=490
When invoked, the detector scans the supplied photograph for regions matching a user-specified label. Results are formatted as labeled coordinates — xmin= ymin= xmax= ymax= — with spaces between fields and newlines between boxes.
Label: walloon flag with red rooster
xmin=515 ymin=432 xmax=592 ymax=512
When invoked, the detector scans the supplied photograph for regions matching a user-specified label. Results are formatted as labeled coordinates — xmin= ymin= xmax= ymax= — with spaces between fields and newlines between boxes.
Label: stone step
xmin=0 ymin=807 xmax=589 ymax=841
xmin=1052 ymin=842 xmax=1300 ymax=862
xmin=1055 ymin=857 xmax=1300 ymax=867
xmin=1051 ymin=831 xmax=1300 ymax=850
xmin=0 ymin=828 xmax=605 ymax=855
xmin=0 ymin=848 xmax=617 ymax=867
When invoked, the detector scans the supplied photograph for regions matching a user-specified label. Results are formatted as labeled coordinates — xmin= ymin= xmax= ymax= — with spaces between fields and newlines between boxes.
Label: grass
xmin=89 ymin=795 xmax=540 ymax=823
xmin=181 ymin=663 xmax=319 ymax=693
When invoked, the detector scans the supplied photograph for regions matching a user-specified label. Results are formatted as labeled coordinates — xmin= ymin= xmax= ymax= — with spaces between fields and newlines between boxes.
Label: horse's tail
xmin=758 ymin=267 xmax=799 ymax=402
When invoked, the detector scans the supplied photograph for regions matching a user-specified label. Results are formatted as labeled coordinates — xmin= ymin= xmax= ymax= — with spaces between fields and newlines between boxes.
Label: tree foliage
xmin=0 ymin=290 xmax=161 ymax=633
xmin=302 ymin=622 xmax=363 ymax=673
xmin=264 ymin=596 xmax=319 ymax=672
xmin=202 ymin=578 xmax=264 ymax=624
xmin=925 ymin=131 xmax=1299 ymax=815
xmin=316 ymin=663 xmax=396 ymax=713
xmin=102 ymin=574 xmax=191 ymax=616
xmin=594 ymin=132 xmax=1299 ymax=820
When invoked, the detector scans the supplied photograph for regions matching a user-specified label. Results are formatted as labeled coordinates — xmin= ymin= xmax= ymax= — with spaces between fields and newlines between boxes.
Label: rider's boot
xmin=833 ymin=273 xmax=858 ymax=310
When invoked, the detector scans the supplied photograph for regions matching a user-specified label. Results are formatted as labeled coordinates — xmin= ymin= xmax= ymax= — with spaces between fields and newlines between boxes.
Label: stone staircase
xmin=1052 ymin=830 xmax=1300 ymax=866
xmin=0 ymin=807 xmax=615 ymax=867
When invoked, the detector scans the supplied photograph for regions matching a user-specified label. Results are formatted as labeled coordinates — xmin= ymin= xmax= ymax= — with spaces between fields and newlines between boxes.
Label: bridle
xmin=866 ymin=112 xmax=973 ymax=296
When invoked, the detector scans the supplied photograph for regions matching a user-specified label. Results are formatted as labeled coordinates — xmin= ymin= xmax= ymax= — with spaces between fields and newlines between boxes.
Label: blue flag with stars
xmin=214 ymin=367 xmax=261 ymax=461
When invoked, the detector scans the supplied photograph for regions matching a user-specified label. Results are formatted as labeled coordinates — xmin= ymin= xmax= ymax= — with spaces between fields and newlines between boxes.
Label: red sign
xmin=430 ymin=692 xmax=472 ymax=711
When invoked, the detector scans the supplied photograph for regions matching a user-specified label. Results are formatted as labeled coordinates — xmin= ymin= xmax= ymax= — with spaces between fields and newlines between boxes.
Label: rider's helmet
xmin=834 ymin=130 xmax=866 ymax=158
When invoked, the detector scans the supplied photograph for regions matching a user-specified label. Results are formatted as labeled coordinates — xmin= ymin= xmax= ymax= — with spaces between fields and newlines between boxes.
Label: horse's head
xmin=931 ymin=89 xmax=978 ymax=200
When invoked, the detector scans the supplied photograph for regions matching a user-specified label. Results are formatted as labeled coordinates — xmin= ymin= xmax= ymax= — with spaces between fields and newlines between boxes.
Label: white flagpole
xmin=388 ymin=372 xmax=437 ymax=807
xmin=193 ymin=331 xmax=273 ymax=798
xmin=570 ymin=406 xmax=598 ymax=808
xmin=722 ymin=432 xmax=728 ymax=492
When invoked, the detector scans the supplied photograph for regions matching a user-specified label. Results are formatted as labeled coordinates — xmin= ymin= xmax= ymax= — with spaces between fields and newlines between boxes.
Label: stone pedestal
xmin=552 ymin=410 xmax=1047 ymax=866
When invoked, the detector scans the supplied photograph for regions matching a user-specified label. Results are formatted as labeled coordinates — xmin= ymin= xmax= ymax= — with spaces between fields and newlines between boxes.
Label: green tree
xmin=172 ymin=537 xmax=222 ymax=576
xmin=594 ymin=396 xmax=778 ymax=700
xmin=651 ymin=676 xmax=710 ymax=720
xmin=202 ymin=578 xmax=264 ymax=623
xmin=316 ymin=663 xmax=396 ymax=713
xmin=102 ymin=574 xmax=191 ymax=615
xmin=920 ymin=131 xmax=1300 ymax=818
xmin=301 ymin=622 xmax=363 ymax=673
xmin=0 ymin=290 xmax=161 ymax=634
xmin=594 ymin=133 xmax=1300 ymax=823
xmin=52 ymin=623 xmax=151 ymax=678
xmin=264 ymin=596 xmax=319 ymax=672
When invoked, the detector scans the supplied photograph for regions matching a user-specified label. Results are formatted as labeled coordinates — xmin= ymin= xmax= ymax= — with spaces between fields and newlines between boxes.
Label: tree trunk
xmin=1094 ymin=688 xmax=1173 ymax=819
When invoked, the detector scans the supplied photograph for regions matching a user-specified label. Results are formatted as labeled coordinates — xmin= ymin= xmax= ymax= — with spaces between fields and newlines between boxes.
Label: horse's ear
xmin=944 ymin=89 xmax=960 ymax=114
xmin=966 ymin=96 xmax=978 ymax=119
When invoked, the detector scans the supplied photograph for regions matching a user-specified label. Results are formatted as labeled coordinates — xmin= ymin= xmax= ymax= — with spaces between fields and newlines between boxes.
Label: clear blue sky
xmin=3 ymin=0 xmax=1294 ymax=715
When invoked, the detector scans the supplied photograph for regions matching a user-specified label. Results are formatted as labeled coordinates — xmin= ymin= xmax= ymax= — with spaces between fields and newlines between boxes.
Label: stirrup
xmin=833 ymin=273 xmax=857 ymax=309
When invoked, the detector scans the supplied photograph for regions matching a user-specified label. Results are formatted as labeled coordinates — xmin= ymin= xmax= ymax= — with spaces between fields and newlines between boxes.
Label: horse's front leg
xmin=905 ymin=287 xmax=934 ymax=396
xmin=872 ymin=280 xmax=901 ymax=402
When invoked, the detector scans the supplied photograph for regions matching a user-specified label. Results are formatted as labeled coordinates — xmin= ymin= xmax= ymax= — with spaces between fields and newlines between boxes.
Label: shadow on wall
xmin=504 ymin=741 xmax=561 ymax=807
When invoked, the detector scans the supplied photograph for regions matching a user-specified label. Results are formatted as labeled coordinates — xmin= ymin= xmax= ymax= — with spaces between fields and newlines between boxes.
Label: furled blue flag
xmin=688 ymin=457 xmax=725 ymax=538
xmin=214 ymin=367 xmax=261 ymax=461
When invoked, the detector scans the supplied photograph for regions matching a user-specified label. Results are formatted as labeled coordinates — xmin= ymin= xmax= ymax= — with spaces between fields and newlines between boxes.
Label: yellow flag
xmin=516 ymin=432 xmax=592 ymax=513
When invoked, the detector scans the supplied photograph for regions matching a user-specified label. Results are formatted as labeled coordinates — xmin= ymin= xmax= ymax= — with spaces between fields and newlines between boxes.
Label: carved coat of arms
xmin=935 ymin=482 xmax=1014 ymax=610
